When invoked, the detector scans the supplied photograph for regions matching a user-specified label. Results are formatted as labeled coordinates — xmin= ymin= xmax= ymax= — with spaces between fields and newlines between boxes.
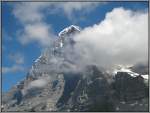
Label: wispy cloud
xmin=13 ymin=2 xmax=50 ymax=23
xmin=2 ymin=52 xmax=26 ymax=74
xmin=49 ymin=2 xmax=100 ymax=22
xmin=2 ymin=65 xmax=25 ymax=74
xmin=9 ymin=53 xmax=25 ymax=64
xmin=13 ymin=2 xmax=100 ymax=23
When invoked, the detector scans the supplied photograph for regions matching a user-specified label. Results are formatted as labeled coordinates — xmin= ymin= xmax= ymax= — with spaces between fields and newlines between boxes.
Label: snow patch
xmin=113 ymin=65 xmax=148 ymax=79
xmin=141 ymin=74 xmax=148 ymax=80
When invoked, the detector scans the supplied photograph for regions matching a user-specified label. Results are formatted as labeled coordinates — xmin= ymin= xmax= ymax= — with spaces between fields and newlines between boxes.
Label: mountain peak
xmin=58 ymin=25 xmax=80 ymax=37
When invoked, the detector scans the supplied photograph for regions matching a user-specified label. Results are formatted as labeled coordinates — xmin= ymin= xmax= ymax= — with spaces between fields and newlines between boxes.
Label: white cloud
xmin=52 ymin=2 xmax=100 ymax=21
xmin=13 ymin=2 xmax=99 ymax=23
xmin=2 ymin=65 xmax=24 ymax=74
xmin=12 ymin=2 xmax=101 ymax=46
xmin=13 ymin=2 xmax=99 ymax=22
xmin=19 ymin=23 xmax=54 ymax=46
xmin=21 ymin=77 xmax=50 ymax=95
xmin=13 ymin=2 xmax=54 ymax=47
xmin=73 ymin=7 xmax=148 ymax=70
xmin=28 ymin=78 xmax=48 ymax=89
xmin=13 ymin=2 xmax=50 ymax=23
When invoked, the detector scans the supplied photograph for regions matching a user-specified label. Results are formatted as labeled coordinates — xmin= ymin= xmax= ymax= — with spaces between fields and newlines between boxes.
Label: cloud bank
xmin=73 ymin=7 xmax=148 ymax=70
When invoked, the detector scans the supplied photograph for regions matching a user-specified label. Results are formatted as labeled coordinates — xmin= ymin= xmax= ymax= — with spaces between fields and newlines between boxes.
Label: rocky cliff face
xmin=112 ymin=72 xmax=148 ymax=112
xmin=1 ymin=25 xmax=149 ymax=112
xmin=63 ymin=65 xmax=114 ymax=112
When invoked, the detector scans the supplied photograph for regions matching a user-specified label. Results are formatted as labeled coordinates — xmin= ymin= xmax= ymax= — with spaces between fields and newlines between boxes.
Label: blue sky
xmin=2 ymin=1 xmax=148 ymax=92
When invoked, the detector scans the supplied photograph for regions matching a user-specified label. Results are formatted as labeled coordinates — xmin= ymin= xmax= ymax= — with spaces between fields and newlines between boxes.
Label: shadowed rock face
xmin=114 ymin=72 xmax=147 ymax=101
xmin=112 ymin=72 xmax=149 ymax=112
xmin=2 ymin=25 xmax=149 ymax=112
xmin=56 ymin=73 xmax=81 ymax=106
xmin=62 ymin=65 xmax=115 ymax=112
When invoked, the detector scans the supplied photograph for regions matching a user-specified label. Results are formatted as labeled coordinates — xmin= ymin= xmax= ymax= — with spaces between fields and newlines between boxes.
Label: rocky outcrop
xmin=112 ymin=72 xmax=149 ymax=111
xmin=64 ymin=65 xmax=115 ymax=112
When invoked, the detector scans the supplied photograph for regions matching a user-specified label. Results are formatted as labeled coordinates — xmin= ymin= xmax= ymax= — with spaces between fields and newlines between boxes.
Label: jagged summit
xmin=58 ymin=25 xmax=80 ymax=37
xmin=54 ymin=25 xmax=81 ymax=49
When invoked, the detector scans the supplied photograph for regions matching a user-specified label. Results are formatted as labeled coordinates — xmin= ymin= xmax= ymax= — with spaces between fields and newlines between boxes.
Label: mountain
xmin=1 ymin=25 xmax=149 ymax=112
